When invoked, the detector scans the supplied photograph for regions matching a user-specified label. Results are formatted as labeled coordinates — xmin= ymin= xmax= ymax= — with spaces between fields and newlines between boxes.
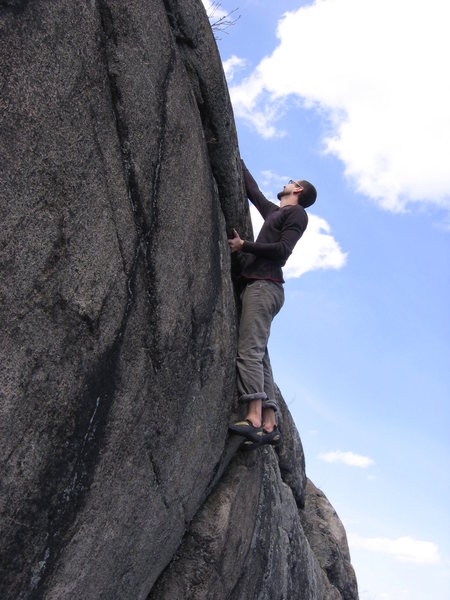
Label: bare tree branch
xmin=206 ymin=2 xmax=240 ymax=38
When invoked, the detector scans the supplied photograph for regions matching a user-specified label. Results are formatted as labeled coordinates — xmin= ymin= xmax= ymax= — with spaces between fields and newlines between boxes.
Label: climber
xmin=228 ymin=159 xmax=317 ymax=449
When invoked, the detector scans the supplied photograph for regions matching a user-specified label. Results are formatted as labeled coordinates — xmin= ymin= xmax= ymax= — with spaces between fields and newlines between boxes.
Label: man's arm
xmin=228 ymin=211 xmax=308 ymax=258
xmin=242 ymin=160 xmax=277 ymax=219
xmin=242 ymin=211 xmax=307 ymax=260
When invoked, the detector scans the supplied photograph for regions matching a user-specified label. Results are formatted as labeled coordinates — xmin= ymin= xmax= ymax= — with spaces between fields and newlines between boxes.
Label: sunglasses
xmin=289 ymin=179 xmax=302 ymax=188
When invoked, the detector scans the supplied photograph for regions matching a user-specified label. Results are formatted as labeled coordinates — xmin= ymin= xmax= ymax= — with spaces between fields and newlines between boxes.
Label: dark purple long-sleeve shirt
xmin=241 ymin=161 xmax=308 ymax=283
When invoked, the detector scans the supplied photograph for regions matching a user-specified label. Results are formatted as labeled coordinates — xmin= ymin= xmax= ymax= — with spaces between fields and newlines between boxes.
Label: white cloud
xmin=284 ymin=214 xmax=347 ymax=278
xmin=318 ymin=450 xmax=375 ymax=468
xmin=249 ymin=204 xmax=347 ymax=278
xmin=349 ymin=533 xmax=442 ymax=565
xmin=222 ymin=55 xmax=247 ymax=82
xmin=227 ymin=0 xmax=450 ymax=211
xmin=230 ymin=79 xmax=282 ymax=138
xmin=259 ymin=170 xmax=288 ymax=188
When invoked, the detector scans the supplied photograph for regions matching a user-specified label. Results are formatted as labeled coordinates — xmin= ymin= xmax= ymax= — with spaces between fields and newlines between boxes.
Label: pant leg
xmin=236 ymin=280 xmax=284 ymax=405
xmin=262 ymin=349 xmax=279 ymax=412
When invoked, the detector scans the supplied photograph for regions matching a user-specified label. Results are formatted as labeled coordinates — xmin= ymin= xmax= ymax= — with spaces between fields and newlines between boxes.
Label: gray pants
xmin=237 ymin=279 xmax=284 ymax=412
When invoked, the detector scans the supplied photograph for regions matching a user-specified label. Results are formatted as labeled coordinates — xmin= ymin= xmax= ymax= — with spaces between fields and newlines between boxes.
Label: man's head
xmin=277 ymin=179 xmax=317 ymax=208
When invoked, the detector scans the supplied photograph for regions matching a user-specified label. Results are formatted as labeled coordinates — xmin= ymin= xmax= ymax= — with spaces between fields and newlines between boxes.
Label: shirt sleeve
xmin=242 ymin=209 xmax=308 ymax=261
xmin=241 ymin=160 xmax=277 ymax=219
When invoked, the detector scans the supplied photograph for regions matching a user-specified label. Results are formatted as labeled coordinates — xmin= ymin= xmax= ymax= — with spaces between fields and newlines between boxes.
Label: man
xmin=228 ymin=160 xmax=317 ymax=449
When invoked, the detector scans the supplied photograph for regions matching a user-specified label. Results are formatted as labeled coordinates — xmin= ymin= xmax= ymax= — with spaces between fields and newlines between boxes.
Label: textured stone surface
xmin=301 ymin=480 xmax=359 ymax=600
xmin=1 ymin=1 xmax=244 ymax=598
xmin=149 ymin=395 xmax=357 ymax=600
xmin=150 ymin=447 xmax=343 ymax=600
xmin=275 ymin=386 xmax=307 ymax=508
xmin=0 ymin=1 xmax=358 ymax=599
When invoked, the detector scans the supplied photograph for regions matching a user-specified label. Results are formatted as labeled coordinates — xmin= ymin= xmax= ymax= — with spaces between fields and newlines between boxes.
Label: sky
xmin=202 ymin=1 xmax=450 ymax=598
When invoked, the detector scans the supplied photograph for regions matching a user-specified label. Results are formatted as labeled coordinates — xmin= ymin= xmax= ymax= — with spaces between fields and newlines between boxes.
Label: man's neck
xmin=280 ymin=194 xmax=299 ymax=208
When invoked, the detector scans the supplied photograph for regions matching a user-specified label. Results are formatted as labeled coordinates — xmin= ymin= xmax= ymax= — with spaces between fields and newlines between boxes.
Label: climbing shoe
xmin=260 ymin=425 xmax=282 ymax=447
xmin=229 ymin=419 xmax=263 ymax=443
xmin=241 ymin=438 xmax=262 ymax=451
xmin=238 ymin=425 xmax=282 ymax=450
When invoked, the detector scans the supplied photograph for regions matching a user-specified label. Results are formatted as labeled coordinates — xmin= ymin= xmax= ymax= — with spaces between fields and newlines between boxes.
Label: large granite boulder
xmin=0 ymin=1 xmax=358 ymax=599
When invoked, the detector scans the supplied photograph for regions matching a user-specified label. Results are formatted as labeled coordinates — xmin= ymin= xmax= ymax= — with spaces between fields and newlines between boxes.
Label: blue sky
xmin=202 ymin=1 xmax=450 ymax=598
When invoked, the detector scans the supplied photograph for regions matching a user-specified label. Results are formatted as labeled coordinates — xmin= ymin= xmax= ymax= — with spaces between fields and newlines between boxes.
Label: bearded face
xmin=277 ymin=188 xmax=290 ymax=201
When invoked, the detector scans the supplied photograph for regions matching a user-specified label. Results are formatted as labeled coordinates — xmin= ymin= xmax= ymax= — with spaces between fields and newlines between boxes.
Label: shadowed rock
xmin=0 ymin=1 xmax=358 ymax=599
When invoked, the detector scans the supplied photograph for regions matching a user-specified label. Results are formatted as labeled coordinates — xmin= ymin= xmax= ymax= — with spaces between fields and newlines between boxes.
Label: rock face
xmin=149 ymin=395 xmax=357 ymax=600
xmin=0 ymin=1 xmax=358 ymax=599
xmin=300 ymin=480 xmax=359 ymax=600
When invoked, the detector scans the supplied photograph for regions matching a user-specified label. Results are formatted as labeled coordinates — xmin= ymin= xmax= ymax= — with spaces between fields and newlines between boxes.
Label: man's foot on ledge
xmin=229 ymin=419 xmax=263 ymax=443
xmin=239 ymin=425 xmax=282 ymax=451
xmin=261 ymin=425 xmax=282 ymax=447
